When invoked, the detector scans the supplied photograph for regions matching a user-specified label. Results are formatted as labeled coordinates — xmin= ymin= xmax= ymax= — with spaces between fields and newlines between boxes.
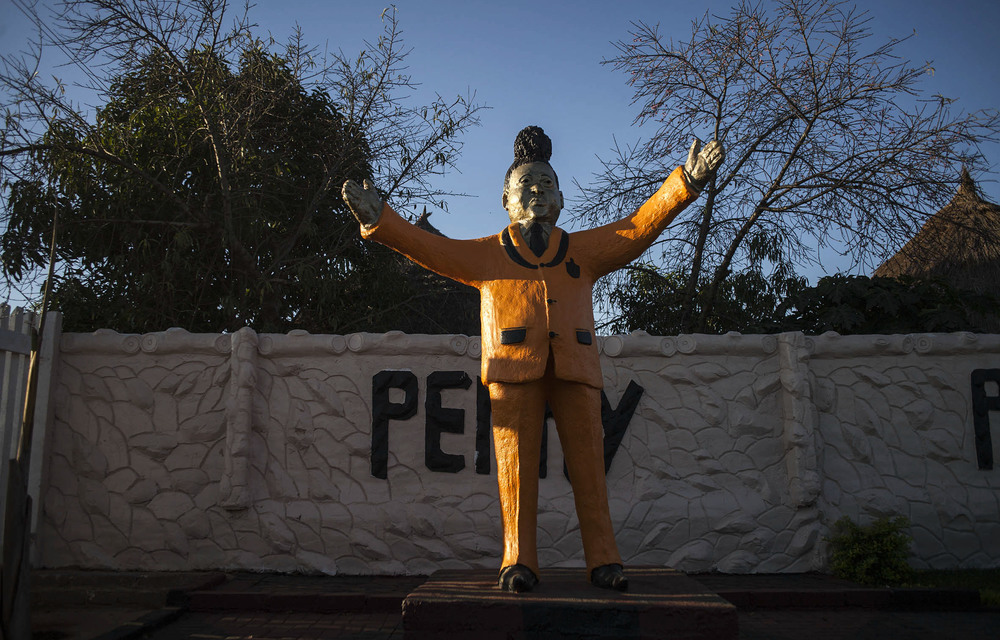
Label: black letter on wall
xmin=476 ymin=378 xmax=492 ymax=475
xmin=540 ymin=405 xmax=552 ymax=479
xmin=561 ymin=381 xmax=646 ymax=481
xmin=426 ymin=371 xmax=472 ymax=473
xmin=478 ymin=380 xmax=552 ymax=479
xmin=475 ymin=377 xmax=645 ymax=480
xmin=371 ymin=370 xmax=419 ymax=479
xmin=971 ymin=369 xmax=1000 ymax=470
xmin=602 ymin=381 xmax=645 ymax=473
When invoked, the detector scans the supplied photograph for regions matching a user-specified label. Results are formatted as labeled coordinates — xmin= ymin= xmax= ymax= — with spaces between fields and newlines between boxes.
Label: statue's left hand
xmin=683 ymin=138 xmax=725 ymax=193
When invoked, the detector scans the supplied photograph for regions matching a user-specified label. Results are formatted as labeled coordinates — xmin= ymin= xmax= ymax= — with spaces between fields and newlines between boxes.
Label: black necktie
xmin=527 ymin=225 xmax=546 ymax=258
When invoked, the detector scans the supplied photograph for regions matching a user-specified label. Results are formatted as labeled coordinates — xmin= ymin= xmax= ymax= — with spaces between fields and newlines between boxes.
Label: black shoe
xmin=498 ymin=564 xmax=538 ymax=593
xmin=591 ymin=563 xmax=628 ymax=592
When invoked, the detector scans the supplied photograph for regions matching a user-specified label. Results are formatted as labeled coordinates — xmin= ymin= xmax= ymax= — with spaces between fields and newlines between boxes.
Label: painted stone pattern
xmin=37 ymin=328 xmax=1000 ymax=573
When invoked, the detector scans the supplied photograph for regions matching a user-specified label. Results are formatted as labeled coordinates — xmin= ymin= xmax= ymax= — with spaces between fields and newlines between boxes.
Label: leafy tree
xmin=608 ymin=262 xmax=804 ymax=335
xmin=576 ymin=0 xmax=1000 ymax=334
xmin=1 ymin=1 xmax=483 ymax=333
xmin=777 ymin=274 xmax=999 ymax=334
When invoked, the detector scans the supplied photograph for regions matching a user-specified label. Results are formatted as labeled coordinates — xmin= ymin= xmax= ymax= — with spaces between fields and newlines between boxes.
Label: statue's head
xmin=502 ymin=126 xmax=564 ymax=226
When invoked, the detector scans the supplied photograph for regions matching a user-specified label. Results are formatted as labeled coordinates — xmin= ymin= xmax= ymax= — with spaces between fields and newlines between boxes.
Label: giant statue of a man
xmin=342 ymin=126 xmax=723 ymax=593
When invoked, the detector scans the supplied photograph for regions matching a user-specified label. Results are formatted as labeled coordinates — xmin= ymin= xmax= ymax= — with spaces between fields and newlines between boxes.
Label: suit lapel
xmin=502 ymin=224 xmax=568 ymax=270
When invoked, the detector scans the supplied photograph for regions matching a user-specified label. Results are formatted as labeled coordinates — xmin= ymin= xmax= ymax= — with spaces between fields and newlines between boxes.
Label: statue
xmin=342 ymin=126 xmax=723 ymax=592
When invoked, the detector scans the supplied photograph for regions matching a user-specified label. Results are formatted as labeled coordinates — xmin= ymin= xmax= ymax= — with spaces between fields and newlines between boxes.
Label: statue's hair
xmin=504 ymin=126 xmax=559 ymax=191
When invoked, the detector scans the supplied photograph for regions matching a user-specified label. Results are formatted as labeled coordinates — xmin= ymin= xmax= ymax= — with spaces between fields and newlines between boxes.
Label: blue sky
xmin=2 ymin=0 xmax=999 ymax=283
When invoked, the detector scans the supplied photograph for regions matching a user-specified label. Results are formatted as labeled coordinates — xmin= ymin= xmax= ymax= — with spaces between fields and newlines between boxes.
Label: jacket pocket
xmin=575 ymin=329 xmax=593 ymax=345
xmin=500 ymin=327 xmax=527 ymax=345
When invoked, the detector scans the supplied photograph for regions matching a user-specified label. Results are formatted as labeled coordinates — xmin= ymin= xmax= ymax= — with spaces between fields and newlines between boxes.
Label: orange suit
xmin=362 ymin=166 xmax=696 ymax=575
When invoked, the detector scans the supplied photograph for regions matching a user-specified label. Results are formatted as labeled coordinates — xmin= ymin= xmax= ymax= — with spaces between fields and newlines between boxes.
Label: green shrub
xmin=907 ymin=569 xmax=1000 ymax=608
xmin=827 ymin=515 xmax=914 ymax=586
xmin=778 ymin=274 xmax=999 ymax=334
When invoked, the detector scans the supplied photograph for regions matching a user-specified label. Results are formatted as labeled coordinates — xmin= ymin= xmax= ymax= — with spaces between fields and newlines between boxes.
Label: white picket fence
xmin=0 ymin=305 xmax=60 ymax=560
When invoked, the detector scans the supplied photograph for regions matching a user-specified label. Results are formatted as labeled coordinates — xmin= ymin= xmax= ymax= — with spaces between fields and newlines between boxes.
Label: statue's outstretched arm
xmin=578 ymin=138 xmax=725 ymax=277
xmin=341 ymin=183 xmax=487 ymax=288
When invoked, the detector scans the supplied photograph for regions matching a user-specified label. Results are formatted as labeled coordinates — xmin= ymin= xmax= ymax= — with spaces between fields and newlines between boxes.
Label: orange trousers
xmin=489 ymin=360 xmax=622 ymax=577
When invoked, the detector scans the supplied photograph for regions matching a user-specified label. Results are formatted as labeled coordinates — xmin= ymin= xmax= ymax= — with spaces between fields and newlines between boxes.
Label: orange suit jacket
xmin=362 ymin=166 xmax=697 ymax=389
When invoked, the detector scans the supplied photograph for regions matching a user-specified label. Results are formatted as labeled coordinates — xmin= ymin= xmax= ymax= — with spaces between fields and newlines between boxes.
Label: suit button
xmin=549 ymin=331 xmax=557 ymax=338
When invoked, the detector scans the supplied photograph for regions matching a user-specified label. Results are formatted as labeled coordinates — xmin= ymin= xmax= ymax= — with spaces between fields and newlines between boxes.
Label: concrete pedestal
xmin=402 ymin=567 xmax=738 ymax=640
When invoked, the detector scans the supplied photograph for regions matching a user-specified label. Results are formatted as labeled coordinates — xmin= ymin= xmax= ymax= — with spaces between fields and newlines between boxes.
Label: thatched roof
xmin=875 ymin=169 xmax=1000 ymax=297
xmin=415 ymin=207 xmax=446 ymax=236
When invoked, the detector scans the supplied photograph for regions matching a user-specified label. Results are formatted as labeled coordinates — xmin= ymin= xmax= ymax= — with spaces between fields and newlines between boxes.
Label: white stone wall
xmin=36 ymin=328 xmax=1000 ymax=574
xmin=808 ymin=333 xmax=1000 ymax=568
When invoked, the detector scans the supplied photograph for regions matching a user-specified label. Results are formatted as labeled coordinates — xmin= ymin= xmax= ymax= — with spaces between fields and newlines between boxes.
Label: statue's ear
xmin=501 ymin=190 xmax=509 ymax=210
xmin=559 ymin=191 xmax=565 ymax=210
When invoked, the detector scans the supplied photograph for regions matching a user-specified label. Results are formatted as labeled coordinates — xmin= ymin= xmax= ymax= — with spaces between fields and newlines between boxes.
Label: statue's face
xmin=503 ymin=162 xmax=563 ymax=226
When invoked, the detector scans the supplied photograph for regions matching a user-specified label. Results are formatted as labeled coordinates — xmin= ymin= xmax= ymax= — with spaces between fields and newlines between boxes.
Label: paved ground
xmin=29 ymin=569 xmax=1000 ymax=640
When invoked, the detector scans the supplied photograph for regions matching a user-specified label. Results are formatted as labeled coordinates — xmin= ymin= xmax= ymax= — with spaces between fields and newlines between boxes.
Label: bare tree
xmin=576 ymin=0 xmax=1000 ymax=334
xmin=0 ymin=0 xmax=484 ymax=332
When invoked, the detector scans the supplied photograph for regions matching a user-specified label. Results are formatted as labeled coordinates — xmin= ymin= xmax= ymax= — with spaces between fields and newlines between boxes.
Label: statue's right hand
xmin=342 ymin=179 xmax=383 ymax=227
xmin=683 ymin=138 xmax=725 ymax=193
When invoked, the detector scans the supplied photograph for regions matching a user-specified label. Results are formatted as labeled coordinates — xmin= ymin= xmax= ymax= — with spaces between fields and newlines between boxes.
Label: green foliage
xmin=608 ymin=263 xmax=804 ymax=335
xmin=827 ymin=516 xmax=914 ymax=586
xmin=907 ymin=569 xmax=1000 ymax=608
xmin=986 ymin=590 xmax=1000 ymax=609
xmin=608 ymin=268 xmax=998 ymax=336
xmin=5 ymin=44 xmax=373 ymax=332
xmin=777 ymin=275 xmax=999 ymax=334
xmin=1 ymin=3 xmax=482 ymax=334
